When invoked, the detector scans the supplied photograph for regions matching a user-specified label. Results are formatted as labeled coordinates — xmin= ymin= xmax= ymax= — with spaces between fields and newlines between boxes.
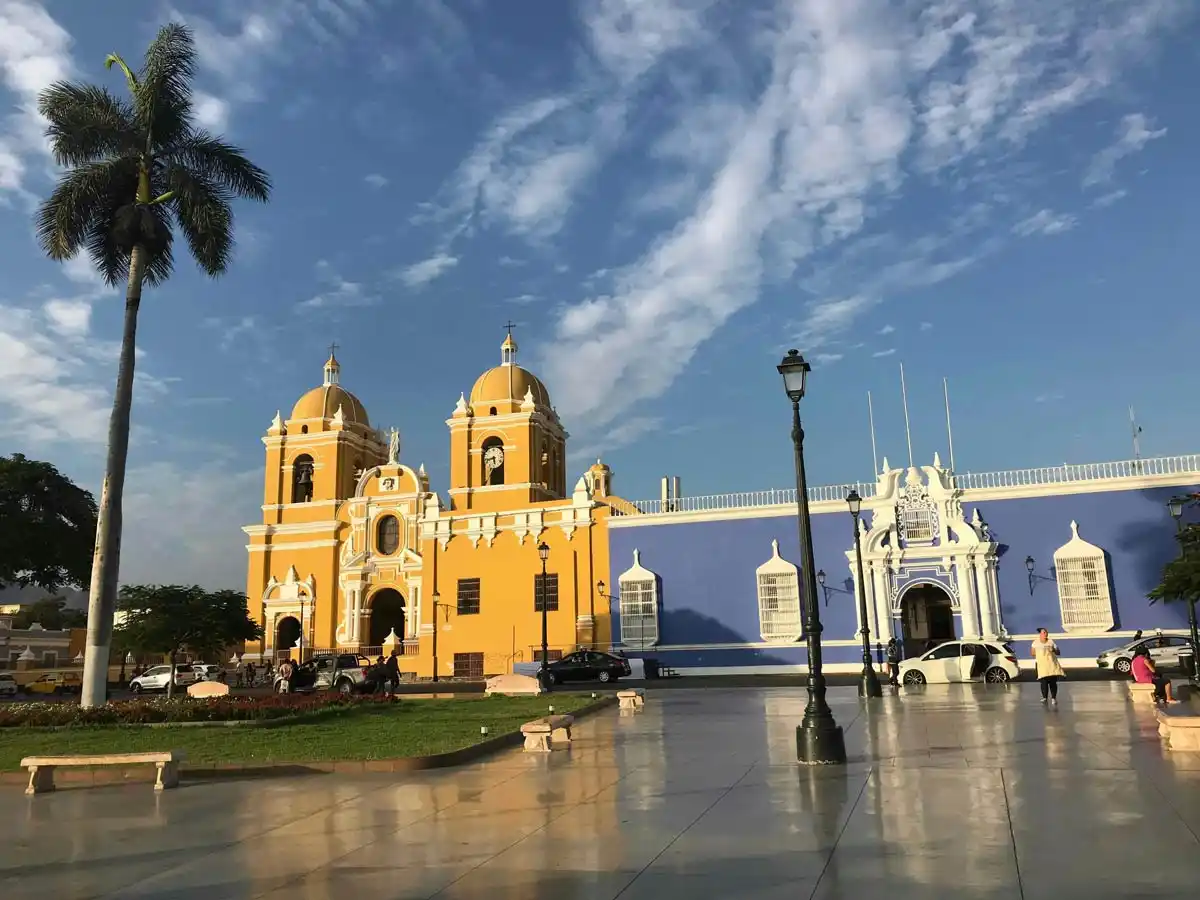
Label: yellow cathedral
xmin=242 ymin=332 xmax=618 ymax=679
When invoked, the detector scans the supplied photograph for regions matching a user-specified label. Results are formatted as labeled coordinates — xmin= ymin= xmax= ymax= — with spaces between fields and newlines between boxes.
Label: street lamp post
xmin=847 ymin=490 xmax=883 ymax=699
xmin=538 ymin=542 xmax=552 ymax=692
xmin=431 ymin=592 xmax=441 ymax=683
xmin=1168 ymin=497 xmax=1199 ymax=683
xmin=778 ymin=349 xmax=846 ymax=765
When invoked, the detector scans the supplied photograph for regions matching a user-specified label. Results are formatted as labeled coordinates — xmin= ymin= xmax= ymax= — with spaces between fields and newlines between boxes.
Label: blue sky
xmin=1 ymin=0 xmax=1198 ymax=591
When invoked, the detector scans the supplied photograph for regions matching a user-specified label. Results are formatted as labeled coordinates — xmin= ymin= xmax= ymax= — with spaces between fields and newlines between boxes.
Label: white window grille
xmin=618 ymin=549 xmax=659 ymax=649
xmin=1052 ymin=520 xmax=1115 ymax=632
xmin=901 ymin=506 xmax=935 ymax=542
xmin=756 ymin=539 xmax=802 ymax=643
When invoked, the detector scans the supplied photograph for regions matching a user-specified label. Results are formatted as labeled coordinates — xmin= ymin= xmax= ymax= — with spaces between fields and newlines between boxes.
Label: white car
xmin=191 ymin=663 xmax=223 ymax=681
xmin=0 ymin=674 xmax=17 ymax=698
xmin=1096 ymin=634 xmax=1193 ymax=675
xmin=129 ymin=665 xmax=197 ymax=693
xmin=899 ymin=640 xmax=1021 ymax=685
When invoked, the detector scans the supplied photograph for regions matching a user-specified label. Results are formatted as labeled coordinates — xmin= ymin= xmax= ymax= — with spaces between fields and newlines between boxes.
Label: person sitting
xmin=1131 ymin=647 xmax=1176 ymax=704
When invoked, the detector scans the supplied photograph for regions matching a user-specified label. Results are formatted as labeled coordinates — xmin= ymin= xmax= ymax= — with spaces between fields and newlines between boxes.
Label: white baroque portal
xmin=846 ymin=457 xmax=1006 ymax=646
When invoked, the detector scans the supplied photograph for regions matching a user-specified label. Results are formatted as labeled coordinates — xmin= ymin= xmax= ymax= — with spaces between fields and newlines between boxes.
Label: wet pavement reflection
xmin=2 ymin=682 xmax=1198 ymax=898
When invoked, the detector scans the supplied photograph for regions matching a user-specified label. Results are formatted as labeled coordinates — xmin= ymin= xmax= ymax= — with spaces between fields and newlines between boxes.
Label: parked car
xmin=274 ymin=654 xmax=373 ymax=695
xmin=0 ymin=674 xmax=18 ymax=698
xmin=129 ymin=665 xmax=198 ymax=693
xmin=191 ymin=663 xmax=224 ymax=681
xmin=545 ymin=650 xmax=631 ymax=685
xmin=25 ymin=672 xmax=83 ymax=695
xmin=1096 ymin=634 xmax=1193 ymax=675
xmin=899 ymin=640 xmax=1020 ymax=685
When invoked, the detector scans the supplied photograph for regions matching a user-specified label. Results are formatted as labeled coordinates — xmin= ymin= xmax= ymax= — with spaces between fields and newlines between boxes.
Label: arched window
xmin=291 ymin=455 xmax=314 ymax=503
xmin=376 ymin=515 xmax=400 ymax=555
xmin=618 ymin=549 xmax=659 ymax=648
xmin=489 ymin=406 xmax=497 ymax=416
xmin=1053 ymin=520 xmax=1114 ymax=632
xmin=756 ymin=540 xmax=802 ymax=642
xmin=481 ymin=436 xmax=505 ymax=486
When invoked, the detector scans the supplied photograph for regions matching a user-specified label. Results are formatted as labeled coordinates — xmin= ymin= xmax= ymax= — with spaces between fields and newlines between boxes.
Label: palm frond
xmin=35 ymin=159 xmax=139 ymax=269
xmin=85 ymin=197 xmax=175 ymax=288
xmin=169 ymin=133 xmax=271 ymax=202
xmin=165 ymin=164 xmax=234 ymax=277
xmin=38 ymin=82 xmax=140 ymax=167
xmin=136 ymin=23 xmax=197 ymax=149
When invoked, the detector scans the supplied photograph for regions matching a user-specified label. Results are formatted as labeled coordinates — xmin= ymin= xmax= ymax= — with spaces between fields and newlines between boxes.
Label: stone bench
xmin=618 ymin=688 xmax=645 ymax=710
xmin=520 ymin=714 xmax=574 ymax=752
xmin=1128 ymin=682 xmax=1158 ymax=705
xmin=1155 ymin=708 xmax=1200 ymax=752
xmin=20 ymin=751 xmax=185 ymax=795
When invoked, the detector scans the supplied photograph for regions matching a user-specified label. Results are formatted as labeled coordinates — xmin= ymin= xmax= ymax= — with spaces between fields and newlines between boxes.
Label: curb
xmin=0 ymin=695 xmax=618 ymax=787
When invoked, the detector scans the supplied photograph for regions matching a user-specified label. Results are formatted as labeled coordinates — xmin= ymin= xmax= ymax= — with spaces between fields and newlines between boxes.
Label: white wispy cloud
xmin=878 ymin=324 xmax=895 ymax=335
xmin=1084 ymin=113 xmax=1167 ymax=187
xmin=364 ymin=173 xmax=388 ymax=189
xmin=919 ymin=321 xmax=934 ymax=332
xmin=397 ymin=252 xmax=459 ymax=289
xmin=420 ymin=0 xmax=1186 ymax=451
xmin=1013 ymin=209 xmax=1077 ymax=237
xmin=1091 ymin=189 xmax=1128 ymax=208
xmin=872 ymin=348 xmax=897 ymax=358
xmin=192 ymin=91 xmax=230 ymax=131
xmin=299 ymin=260 xmax=378 ymax=311
xmin=0 ymin=0 xmax=75 ymax=201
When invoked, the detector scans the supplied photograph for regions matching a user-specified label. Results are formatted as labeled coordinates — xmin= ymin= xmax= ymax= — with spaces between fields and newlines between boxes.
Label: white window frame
xmin=756 ymin=539 xmax=802 ymax=643
xmin=1052 ymin=520 xmax=1115 ymax=633
xmin=618 ymin=549 xmax=659 ymax=649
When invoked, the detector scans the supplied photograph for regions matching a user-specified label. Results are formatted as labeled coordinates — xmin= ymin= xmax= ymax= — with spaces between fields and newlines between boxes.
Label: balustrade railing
xmin=612 ymin=454 xmax=1200 ymax=517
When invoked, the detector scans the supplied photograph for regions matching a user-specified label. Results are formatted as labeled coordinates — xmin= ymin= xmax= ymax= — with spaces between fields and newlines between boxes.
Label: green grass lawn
xmin=0 ymin=694 xmax=596 ymax=770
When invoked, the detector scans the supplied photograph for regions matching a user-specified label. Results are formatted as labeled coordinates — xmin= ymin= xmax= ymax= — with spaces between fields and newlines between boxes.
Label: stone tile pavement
xmin=2 ymin=681 xmax=1199 ymax=899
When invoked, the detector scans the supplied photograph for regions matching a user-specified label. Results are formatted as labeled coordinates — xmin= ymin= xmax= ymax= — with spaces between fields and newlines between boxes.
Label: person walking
xmin=886 ymin=638 xmax=902 ymax=686
xmin=385 ymin=649 xmax=401 ymax=697
xmin=1031 ymin=627 xmax=1065 ymax=704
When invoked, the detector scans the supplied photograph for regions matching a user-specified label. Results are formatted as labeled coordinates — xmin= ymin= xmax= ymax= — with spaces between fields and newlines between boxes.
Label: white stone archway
xmin=262 ymin=566 xmax=316 ymax=657
xmin=845 ymin=456 xmax=1006 ymax=642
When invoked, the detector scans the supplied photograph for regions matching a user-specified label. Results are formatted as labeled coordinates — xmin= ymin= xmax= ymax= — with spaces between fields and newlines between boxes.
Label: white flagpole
xmin=943 ymin=377 xmax=956 ymax=472
xmin=900 ymin=363 xmax=914 ymax=468
xmin=868 ymin=391 xmax=879 ymax=476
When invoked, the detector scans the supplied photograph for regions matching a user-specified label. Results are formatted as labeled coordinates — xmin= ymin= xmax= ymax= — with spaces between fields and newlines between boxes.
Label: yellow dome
xmin=289 ymin=350 xmax=370 ymax=425
xmin=469 ymin=329 xmax=552 ymax=408
xmin=290 ymin=384 xmax=370 ymax=425
xmin=470 ymin=365 xmax=551 ymax=407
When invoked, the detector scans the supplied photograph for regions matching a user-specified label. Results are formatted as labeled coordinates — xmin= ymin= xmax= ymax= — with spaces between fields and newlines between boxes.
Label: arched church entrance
xmin=368 ymin=588 xmax=406 ymax=648
xmin=899 ymin=583 xmax=956 ymax=653
xmin=276 ymin=616 xmax=301 ymax=660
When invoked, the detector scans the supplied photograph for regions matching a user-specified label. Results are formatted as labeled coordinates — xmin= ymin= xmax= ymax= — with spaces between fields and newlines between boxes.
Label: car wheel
xmin=597 ymin=670 xmax=612 ymax=683
xmin=984 ymin=666 xmax=1010 ymax=684
xmin=902 ymin=670 xmax=926 ymax=686
xmin=336 ymin=679 xmax=353 ymax=695
xmin=1113 ymin=657 xmax=1132 ymax=675
xmin=130 ymin=683 xmax=142 ymax=694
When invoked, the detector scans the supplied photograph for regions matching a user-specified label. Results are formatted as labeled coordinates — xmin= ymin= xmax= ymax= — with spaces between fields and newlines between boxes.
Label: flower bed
xmin=0 ymin=693 xmax=397 ymax=728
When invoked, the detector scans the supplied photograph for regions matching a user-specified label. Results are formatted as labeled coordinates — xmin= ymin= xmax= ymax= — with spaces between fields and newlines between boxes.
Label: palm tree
xmin=36 ymin=23 xmax=271 ymax=707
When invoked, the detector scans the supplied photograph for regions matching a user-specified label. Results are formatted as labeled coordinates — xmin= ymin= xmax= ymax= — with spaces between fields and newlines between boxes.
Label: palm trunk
xmin=80 ymin=244 xmax=146 ymax=708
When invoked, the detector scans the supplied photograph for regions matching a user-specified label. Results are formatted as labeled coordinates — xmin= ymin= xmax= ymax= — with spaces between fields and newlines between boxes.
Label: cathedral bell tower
xmin=446 ymin=328 xmax=569 ymax=512
xmin=261 ymin=349 xmax=384 ymax=522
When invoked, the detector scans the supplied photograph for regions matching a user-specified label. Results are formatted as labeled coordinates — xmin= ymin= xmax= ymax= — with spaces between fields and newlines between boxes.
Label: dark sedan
xmin=545 ymin=650 xmax=631 ymax=685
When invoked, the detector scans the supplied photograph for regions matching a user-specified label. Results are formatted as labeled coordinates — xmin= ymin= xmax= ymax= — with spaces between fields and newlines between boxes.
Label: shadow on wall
xmin=657 ymin=608 xmax=796 ymax=666
xmin=1114 ymin=490 xmax=1184 ymax=592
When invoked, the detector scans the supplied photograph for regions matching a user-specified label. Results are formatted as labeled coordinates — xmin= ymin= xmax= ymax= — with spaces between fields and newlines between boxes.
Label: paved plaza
xmin=3 ymin=682 xmax=1200 ymax=898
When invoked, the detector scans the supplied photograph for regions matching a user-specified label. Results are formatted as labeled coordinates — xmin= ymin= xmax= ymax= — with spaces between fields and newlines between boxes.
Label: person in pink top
xmin=1131 ymin=647 xmax=1176 ymax=704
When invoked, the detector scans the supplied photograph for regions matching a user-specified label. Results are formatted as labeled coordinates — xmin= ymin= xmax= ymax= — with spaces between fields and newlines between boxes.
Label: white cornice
xmin=247 ymin=540 xmax=339 ymax=552
xmin=958 ymin=472 xmax=1199 ymax=502
xmin=262 ymin=500 xmax=339 ymax=512
xmin=243 ymin=519 xmax=343 ymax=538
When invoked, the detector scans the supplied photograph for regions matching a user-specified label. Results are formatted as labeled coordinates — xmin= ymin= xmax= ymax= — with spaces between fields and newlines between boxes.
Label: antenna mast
xmin=867 ymin=391 xmax=879 ymax=476
xmin=943 ymin=377 xmax=956 ymax=472
xmin=900 ymin=363 xmax=914 ymax=469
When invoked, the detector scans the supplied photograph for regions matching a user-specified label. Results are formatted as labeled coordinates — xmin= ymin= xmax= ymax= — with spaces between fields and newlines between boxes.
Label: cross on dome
xmin=501 ymin=322 xmax=518 ymax=365
xmin=324 ymin=342 xmax=341 ymax=385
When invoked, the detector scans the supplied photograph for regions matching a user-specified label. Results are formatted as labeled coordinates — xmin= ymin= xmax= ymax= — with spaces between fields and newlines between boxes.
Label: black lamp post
xmin=538 ymin=541 xmax=552 ymax=692
xmin=847 ymin=490 xmax=883 ymax=698
xmin=817 ymin=570 xmax=829 ymax=606
xmin=778 ymin=349 xmax=846 ymax=765
xmin=1024 ymin=556 xmax=1055 ymax=595
xmin=431 ymin=592 xmax=441 ymax=683
xmin=1168 ymin=497 xmax=1199 ymax=683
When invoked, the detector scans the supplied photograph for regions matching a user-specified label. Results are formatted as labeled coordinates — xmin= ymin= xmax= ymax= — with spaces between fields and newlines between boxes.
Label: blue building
xmin=605 ymin=454 xmax=1200 ymax=673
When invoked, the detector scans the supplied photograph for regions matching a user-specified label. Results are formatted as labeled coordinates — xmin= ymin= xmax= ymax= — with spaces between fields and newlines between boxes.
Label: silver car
xmin=1096 ymin=634 xmax=1193 ymax=674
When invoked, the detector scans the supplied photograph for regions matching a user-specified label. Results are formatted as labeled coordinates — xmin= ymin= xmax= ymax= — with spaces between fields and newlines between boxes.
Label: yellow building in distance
xmin=243 ymin=332 xmax=617 ymax=678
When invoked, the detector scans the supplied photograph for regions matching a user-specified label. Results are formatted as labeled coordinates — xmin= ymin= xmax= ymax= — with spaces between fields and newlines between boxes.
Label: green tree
xmin=0 ymin=454 xmax=97 ymax=592
xmin=115 ymin=585 xmax=262 ymax=698
xmin=10 ymin=597 xmax=88 ymax=631
xmin=36 ymin=23 xmax=271 ymax=707
xmin=1149 ymin=523 xmax=1200 ymax=610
